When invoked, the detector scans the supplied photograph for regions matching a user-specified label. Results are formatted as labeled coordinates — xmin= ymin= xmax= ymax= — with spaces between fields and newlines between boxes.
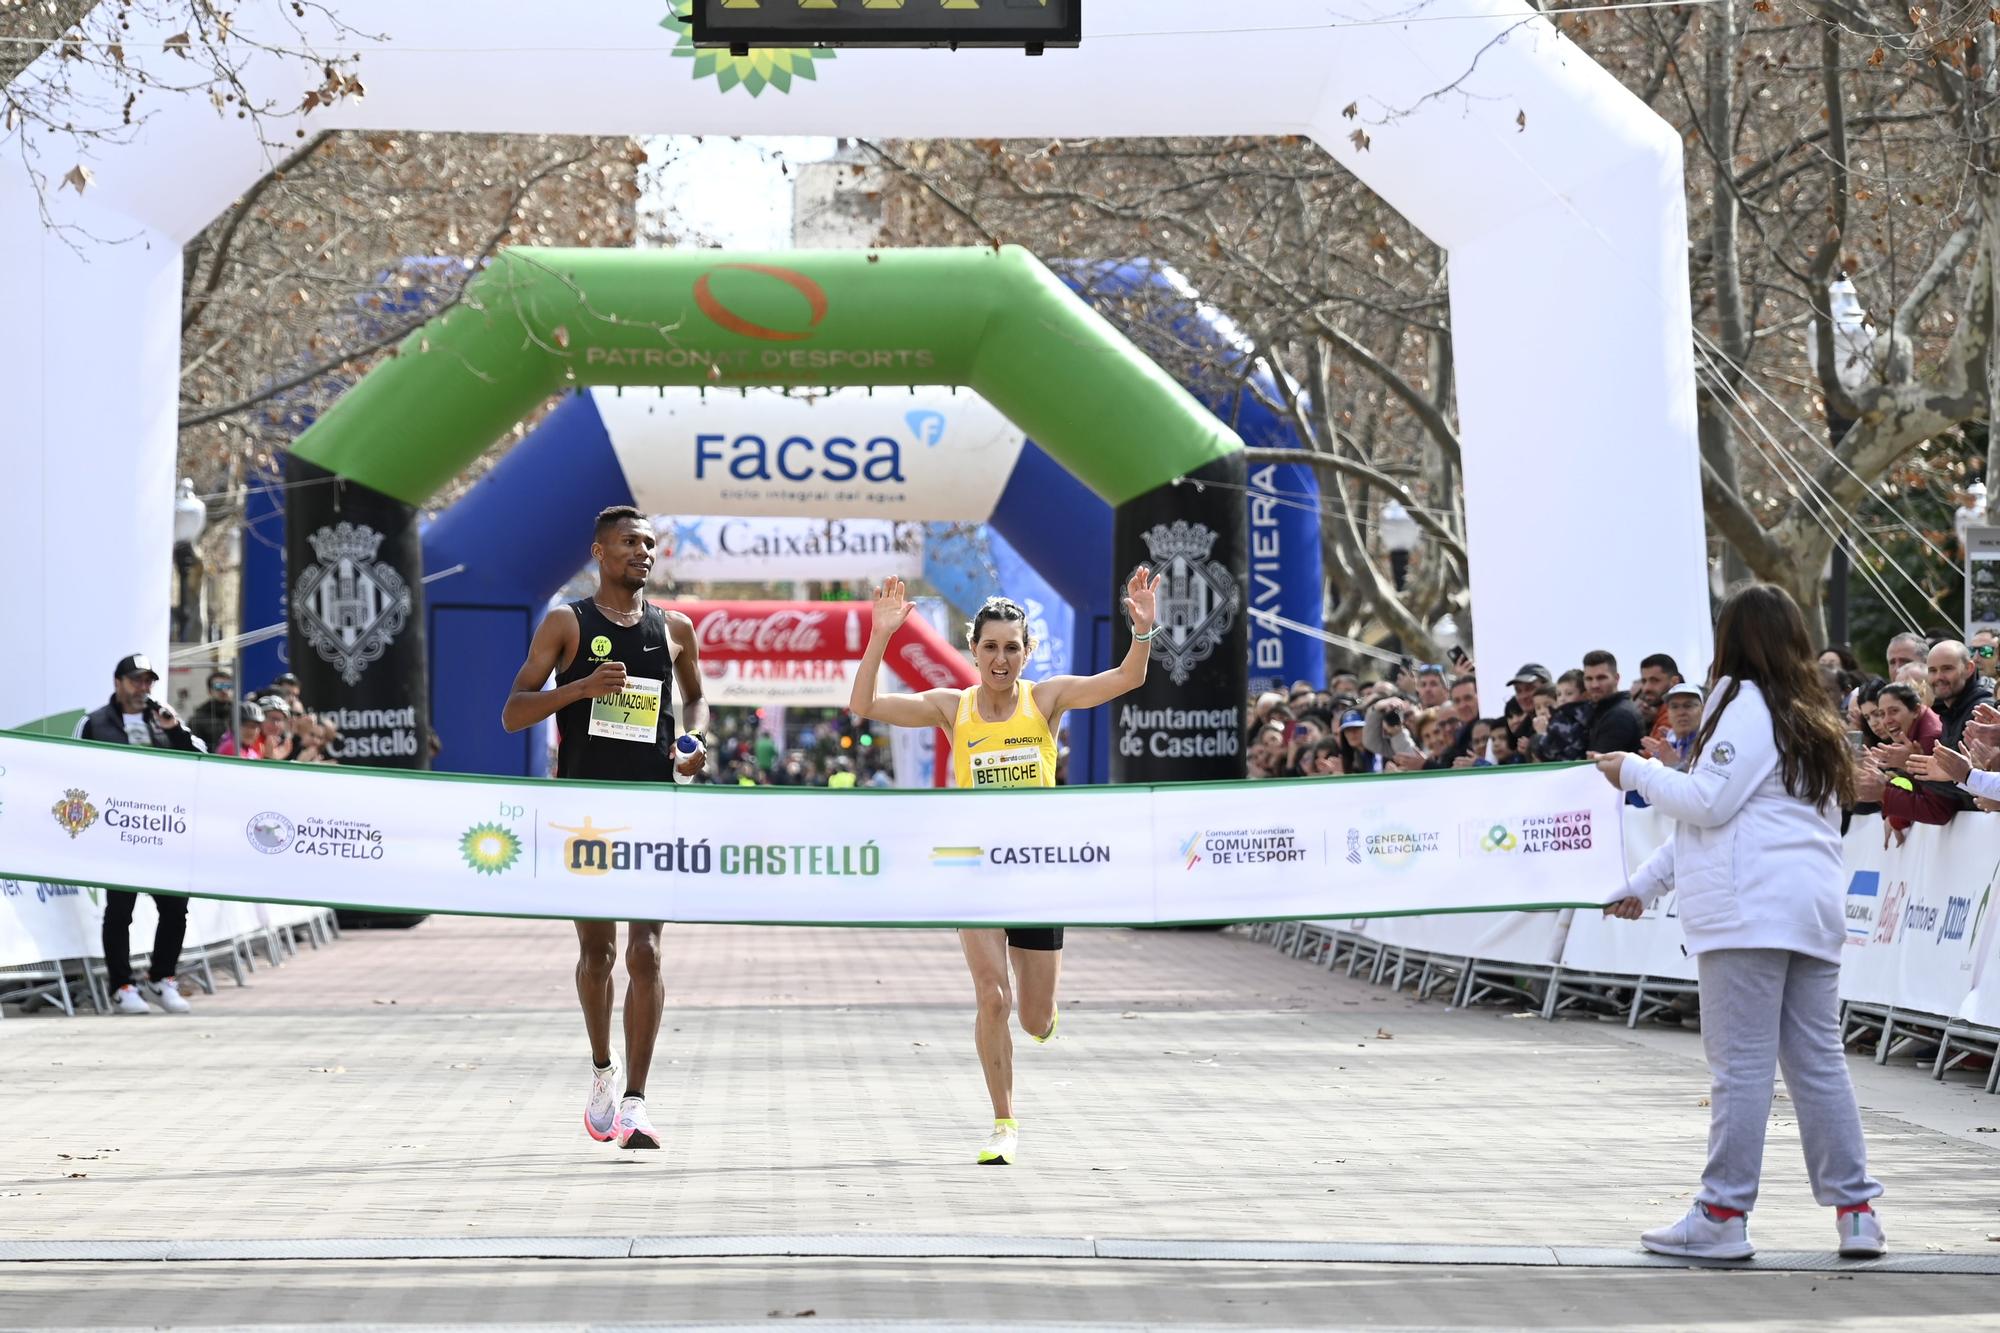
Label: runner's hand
xmin=871 ymin=576 xmax=913 ymax=638
xmin=579 ymin=660 xmax=628 ymax=699
xmin=1123 ymin=565 xmax=1164 ymax=638
xmin=676 ymin=738 xmax=706 ymax=778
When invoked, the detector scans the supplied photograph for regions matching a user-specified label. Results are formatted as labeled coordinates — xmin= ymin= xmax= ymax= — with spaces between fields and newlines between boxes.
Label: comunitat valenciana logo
xmin=52 ymin=789 xmax=186 ymax=847
xmin=1181 ymin=827 xmax=1308 ymax=870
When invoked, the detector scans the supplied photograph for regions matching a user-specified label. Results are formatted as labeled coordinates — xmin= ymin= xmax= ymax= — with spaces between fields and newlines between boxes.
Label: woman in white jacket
xmin=1598 ymin=583 xmax=1884 ymax=1261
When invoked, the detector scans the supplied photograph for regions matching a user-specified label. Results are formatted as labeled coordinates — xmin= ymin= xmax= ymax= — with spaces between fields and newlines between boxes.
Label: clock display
xmin=690 ymin=0 xmax=1081 ymax=50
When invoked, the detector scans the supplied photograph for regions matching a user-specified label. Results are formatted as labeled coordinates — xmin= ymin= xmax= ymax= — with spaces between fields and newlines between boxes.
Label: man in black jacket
xmin=73 ymin=654 xmax=203 ymax=1015
xmin=1583 ymin=649 xmax=1644 ymax=755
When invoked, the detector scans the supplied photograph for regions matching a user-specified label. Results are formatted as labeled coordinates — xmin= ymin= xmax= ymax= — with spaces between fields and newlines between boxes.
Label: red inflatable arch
xmin=667 ymin=600 xmax=978 ymax=786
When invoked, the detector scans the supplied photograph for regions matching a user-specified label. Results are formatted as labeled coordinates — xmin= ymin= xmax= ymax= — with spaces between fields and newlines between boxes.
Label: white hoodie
xmin=1613 ymin=678 xmax=1846 ymax=963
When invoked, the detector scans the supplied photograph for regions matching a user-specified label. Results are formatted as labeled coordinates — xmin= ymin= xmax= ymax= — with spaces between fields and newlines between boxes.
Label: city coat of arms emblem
xmin=51 ymin=788 xmax=98 ymax=839
xmin=1138 ymin=521 xmax=1241 ymax=686
xmin=294 ymin=522 xmax=412 ymax=686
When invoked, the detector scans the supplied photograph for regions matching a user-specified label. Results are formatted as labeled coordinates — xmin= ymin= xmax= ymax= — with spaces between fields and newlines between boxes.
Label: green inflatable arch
xmin=291 ymin=245 xmax=1242 ymax=506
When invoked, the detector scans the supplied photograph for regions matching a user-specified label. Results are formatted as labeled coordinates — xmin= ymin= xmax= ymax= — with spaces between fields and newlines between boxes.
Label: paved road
xmin=4 ymin=916 xmax=1998 ymax=1329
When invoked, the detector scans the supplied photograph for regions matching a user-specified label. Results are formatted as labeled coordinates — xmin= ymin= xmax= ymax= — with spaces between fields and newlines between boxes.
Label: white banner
xmin=655 ymin=516 xmax=924 ymax=584
xmin=0 ymin=734 xmax=1623 ymax=926
xmin=600 ymin=388 xmax=1026 ymax=521
xmin=1550 ymin=806 xmax=1695 ymax=980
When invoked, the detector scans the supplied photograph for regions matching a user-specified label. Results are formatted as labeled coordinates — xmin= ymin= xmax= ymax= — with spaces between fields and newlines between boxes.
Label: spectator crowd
xmin=1246 ymin=630 xmax=2000 ymax=835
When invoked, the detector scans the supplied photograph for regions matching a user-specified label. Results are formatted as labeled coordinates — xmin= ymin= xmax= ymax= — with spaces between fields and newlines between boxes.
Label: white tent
xmin=0 ymin=0 xmax=1703 ymax=724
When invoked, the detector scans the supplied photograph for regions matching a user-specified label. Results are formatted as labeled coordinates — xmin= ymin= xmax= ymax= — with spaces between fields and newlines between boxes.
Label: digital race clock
xmin=689 ymin=0 xmax=1082 ymax=53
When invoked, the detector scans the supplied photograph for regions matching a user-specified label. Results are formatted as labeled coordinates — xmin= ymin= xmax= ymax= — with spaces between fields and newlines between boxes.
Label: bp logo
xmin=51 ymin=789 xmax=97 ymax=839
xmin=1138 ymin=520 xmax=1241 ymax=687
xmin=1479 ymin=824 xmax=1519 ymax=853
xmin=589 ymin=635 xmax=613 ymax=660
xmin=661 ymin=1 xmax=833 ymax=96
xmin=460 ymin=823 xmax=522 ymax=876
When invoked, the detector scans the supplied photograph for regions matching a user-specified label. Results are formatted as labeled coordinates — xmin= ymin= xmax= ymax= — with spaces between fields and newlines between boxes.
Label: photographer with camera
xmin=1362 ymin=695 xmax=1426 ymax=772
xmin=74 ymin=653 xmax=205 ymax=1014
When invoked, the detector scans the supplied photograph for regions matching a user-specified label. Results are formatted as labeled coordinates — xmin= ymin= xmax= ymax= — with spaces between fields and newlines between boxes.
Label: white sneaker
xmin=148 ymin=977 xmax=191 ymax=1014
xmin=1837 ymin=1205 xmax=1887 ymax=1258
xmin=110 ymin=984 xmax=151 ymax=1015
xmin=614 ymin=1096 xmax=660 ymax=1150
xmin=584 ymin=1061 xmax=619 ymax=1142
xmin=977 ymin=1119 xmax=1018 ymax=1166
xmin=1641 ymin=1203 xmax=1754 ymax=1259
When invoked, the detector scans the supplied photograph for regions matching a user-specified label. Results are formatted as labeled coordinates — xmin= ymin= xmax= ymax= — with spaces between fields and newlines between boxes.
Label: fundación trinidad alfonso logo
xmin=460 ymin=823 xmax=522 ymax=876
xmin=1478 ymin=824 xmax=1519 ymax=853
xmin=51 ymin=789 xmax=98 ymax=839
xmin=661 ymin=1 xmax=833 ymax=97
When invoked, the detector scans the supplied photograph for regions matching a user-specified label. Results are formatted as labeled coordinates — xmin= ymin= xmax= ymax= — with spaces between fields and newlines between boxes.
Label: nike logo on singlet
xmin=966 ymin=736 xmax=991 ymax=748
xmin=642 ymin=644 xmax=662 ymax=653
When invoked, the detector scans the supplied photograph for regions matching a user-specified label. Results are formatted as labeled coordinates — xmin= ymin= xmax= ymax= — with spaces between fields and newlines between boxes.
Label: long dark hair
xmin=1695 ymin=583 xmax=1855 ymax=809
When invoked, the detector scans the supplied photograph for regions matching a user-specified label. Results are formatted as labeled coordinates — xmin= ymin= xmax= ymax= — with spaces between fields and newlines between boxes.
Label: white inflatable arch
xmin=0 ymin=0 xmax=1704 ymax=724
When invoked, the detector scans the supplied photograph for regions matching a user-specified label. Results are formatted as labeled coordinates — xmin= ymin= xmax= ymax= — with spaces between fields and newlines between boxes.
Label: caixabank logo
xmin=1843 ymin=870 xmax=1880 ymax=946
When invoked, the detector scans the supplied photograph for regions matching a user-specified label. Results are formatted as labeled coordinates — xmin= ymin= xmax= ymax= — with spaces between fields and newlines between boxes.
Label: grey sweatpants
xmin=1695 ymin=948 xmax=1882 ymax=1214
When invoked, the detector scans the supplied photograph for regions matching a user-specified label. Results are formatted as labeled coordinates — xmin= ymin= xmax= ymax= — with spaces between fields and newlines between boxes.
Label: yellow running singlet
xmin=951 ymin=685 xmax=1058 ymax=790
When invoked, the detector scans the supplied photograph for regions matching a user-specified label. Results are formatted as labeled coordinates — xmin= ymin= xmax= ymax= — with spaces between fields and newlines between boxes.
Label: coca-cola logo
xmin=696 ymin=609 xmax=828 ymax=656
xmin=897 ymin=642 xmax=959 ymax=688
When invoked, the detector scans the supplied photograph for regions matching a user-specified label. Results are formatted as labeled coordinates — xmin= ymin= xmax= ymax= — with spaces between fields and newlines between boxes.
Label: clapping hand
xmin=1913 ymin=743 xmax=1975 ymax=785
xmin=1871 ymin=740 xmax=1914 ymax=771
xmin=1854 ymin=756 xmax=1886 ymax=803
xmin=1638 ymin=735 xmax=1680 ymax=768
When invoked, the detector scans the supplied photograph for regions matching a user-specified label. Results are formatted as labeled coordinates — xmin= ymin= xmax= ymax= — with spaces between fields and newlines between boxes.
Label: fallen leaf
xmin=1375 ymin=1028 xmax=1395 ymax=1040
xmin=308 ymin=1066 xmax=346 ymax=1075
xmin=1193 ymin=1057 xmax=1220 ymax=1066
xmin=1974 ymin=1126 xmax=1998 ymax=1133
xmin=449 ymin=1063 xmax=478 ymax=1071
xmin=64 ymin=1173 xmax=86 ymax=1179
xmin=910 ymin=1041 xmax=927 ymax=1047
xmin=1120 ymin=1012 xmax=1139 ymax=1019
xmin=1697 ymin=1096 xmax=1711 ymax=1107
xmin=552 ymin=325 xmax=570 ymax=350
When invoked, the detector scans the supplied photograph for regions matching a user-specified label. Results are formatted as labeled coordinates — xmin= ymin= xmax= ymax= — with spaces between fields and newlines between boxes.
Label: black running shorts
xmin=1004 ymin=927 xmax=1064 ymax=952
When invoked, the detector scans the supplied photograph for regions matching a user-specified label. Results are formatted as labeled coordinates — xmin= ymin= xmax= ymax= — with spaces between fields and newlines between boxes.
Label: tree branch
xmin=178 ymin=148 xmax=588 ymax=431
xmin=182 ymin=130 xmax=336 ymax=338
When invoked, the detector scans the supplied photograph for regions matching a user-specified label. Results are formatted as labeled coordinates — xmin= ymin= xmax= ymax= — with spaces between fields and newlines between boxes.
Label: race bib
xmin=970 ymin=745 xmax=1044 ymax=788
xmin=588 ymin=676 xmax=663 ymax=743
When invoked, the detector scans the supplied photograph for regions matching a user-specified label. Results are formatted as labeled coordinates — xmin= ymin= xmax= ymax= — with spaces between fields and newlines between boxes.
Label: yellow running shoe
xmin=978 ymin=1118 xmax=1018 ymax=1165
xmin=1031 ymin=1005 xmax=1059 ymax=1044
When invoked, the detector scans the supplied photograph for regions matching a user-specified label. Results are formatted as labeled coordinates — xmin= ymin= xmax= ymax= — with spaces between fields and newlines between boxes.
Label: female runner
xmin=849 ymin=569 xmax=1162 ymax=1165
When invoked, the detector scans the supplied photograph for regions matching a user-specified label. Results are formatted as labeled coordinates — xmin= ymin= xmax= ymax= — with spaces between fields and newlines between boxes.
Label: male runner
xmin=502 ymin=505 xmax=707 ymax=1150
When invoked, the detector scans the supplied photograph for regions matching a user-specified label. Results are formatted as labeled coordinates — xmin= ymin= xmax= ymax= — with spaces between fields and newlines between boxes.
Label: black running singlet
xmin=553 ymin=599 xmax=678 ymax=783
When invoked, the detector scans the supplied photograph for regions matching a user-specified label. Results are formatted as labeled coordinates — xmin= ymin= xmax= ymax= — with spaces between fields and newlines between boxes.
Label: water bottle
xmin=673 ymin=733 xmax=703 ymax=786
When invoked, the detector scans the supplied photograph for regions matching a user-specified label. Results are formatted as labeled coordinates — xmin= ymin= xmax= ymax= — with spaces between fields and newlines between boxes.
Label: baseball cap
xmin=114 ymin=653 xmax=158 ymax=681
xmin=1665 ymin=682 xmax=1705 ymax=702
xmin=1339 ymin=710 xmax=1367 ymax=729
xmin=271 ymin=672 xmax=300 ymax=688
xmin=1508 ymin=663 xmax=1552 ymax=686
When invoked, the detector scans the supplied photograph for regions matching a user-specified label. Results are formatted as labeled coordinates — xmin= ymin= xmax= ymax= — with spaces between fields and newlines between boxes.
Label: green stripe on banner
xmin=0 ymin=731 xmax=1623 ymax=925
